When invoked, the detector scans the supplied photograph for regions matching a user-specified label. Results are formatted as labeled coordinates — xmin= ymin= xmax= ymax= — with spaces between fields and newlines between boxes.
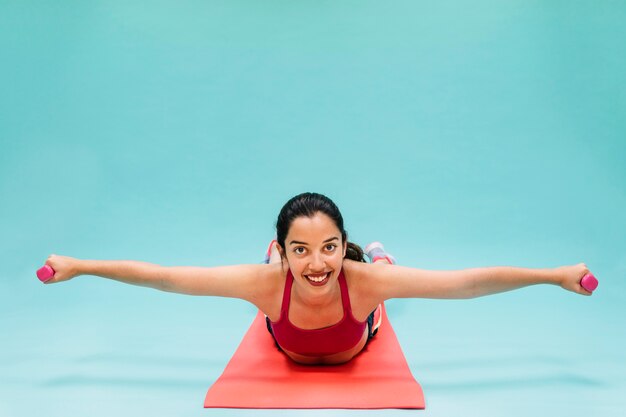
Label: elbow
xmin=439 ymin=275 xmax=478 ymax=299
xmin=453 ymin=282 xmax=480 ymax=300
xmin=460 ymin=269 xmax=483 ymax=299
xmin=156 ymin=266 xmax=173 ymax=292
xmin=450 ymin=288 xmax=477 ymax=299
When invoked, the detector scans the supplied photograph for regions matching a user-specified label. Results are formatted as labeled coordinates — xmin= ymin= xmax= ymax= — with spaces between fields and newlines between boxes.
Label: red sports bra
xmin=267 ymin=268 xmax=367 ymax=356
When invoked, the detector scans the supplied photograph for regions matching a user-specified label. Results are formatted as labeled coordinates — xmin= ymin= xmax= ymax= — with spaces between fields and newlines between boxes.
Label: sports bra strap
xmin=280 ymin=270 xmax=294 ymax=318
xmin=269 ymin=267 xmax=367 ymax=356
xmin=338 ymin=270 xmax=352 ymax=312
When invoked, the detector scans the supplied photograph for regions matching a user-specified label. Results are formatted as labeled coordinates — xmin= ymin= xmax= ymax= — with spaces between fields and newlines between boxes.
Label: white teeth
xmin=306 ymin=273 xmax=328 ymax=282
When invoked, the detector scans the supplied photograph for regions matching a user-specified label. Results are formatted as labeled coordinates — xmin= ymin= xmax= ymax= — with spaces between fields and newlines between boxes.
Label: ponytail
xmin=345 ymin=241 xmax=366 ymax=263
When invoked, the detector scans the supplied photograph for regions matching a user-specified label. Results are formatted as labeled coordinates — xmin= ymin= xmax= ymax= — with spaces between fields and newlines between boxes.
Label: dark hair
xmin=276 ymin=192 xmax=365 ymax=263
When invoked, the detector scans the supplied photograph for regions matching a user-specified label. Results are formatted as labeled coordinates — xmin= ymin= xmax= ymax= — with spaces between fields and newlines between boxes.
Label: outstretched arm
xmin=40 ymin=254 xmax=271 ymax=303
xmin=368 ymin=262 xmax=594 ymax=300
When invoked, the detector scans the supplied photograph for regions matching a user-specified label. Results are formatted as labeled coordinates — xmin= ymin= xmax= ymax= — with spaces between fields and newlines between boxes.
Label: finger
xmin=43 ymin=273 xmax=59 ymax=284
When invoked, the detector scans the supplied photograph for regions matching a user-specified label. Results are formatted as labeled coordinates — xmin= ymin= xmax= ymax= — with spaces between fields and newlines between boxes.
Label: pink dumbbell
xmin=37 ymin=265 xmax=55 ymax=282
xmin=580 ymin=273 xmax=598 ymax=293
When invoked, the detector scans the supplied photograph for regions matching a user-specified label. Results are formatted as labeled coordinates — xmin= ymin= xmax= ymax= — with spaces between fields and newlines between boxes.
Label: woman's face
xmin=279 ymin=212 xmax=347 ymax=297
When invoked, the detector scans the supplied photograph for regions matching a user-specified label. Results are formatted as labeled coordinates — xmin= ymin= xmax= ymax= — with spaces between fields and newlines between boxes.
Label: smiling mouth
xmin=304 ymin=272 xmax=330 ymax=285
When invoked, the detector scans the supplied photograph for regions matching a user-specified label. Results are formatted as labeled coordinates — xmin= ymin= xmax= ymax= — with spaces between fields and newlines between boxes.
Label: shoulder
xmin=343 ymin=258 xmax=391 ymax=282
xmin=341 ymin=259 xmax=396 ymax=318
xmin=248 ymin=262 xmax=287 ymax=314
xmin=342 ymin=258 xmax=370 ymax=278
xmin=254 ymin=262 xmax=286 ymax=296
xmin=342 ymin=259 xmax=421 ymax=302
xmin=342 ymin=259 xmax=383 ymax=302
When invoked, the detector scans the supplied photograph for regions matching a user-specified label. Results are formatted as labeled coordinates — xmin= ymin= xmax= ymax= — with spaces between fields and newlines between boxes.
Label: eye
xmin=325 ymin=244 xmax=336 ymax=251
xmin=294 ymin=247 xmax=305 ymax=255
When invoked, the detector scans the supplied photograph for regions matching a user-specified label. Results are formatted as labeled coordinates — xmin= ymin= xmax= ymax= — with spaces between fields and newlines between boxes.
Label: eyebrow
xmin=289 ymin=237 xmax=339 ymax=246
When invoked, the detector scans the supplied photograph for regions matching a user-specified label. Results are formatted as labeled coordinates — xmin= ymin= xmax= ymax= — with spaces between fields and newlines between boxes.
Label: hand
xmin=555 ymin=263 xmax=595 ymax=296
xmin=42 ymin=254 xmax=82 ymax=284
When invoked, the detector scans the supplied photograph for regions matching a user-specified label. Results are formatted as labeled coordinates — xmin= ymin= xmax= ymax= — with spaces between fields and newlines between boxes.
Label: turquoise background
xmin=1 ymin=1 xmax=625 ymax=416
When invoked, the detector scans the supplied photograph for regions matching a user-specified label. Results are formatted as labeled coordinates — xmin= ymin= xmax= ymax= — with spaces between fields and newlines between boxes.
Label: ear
xmin=342 ymin=241 xmax=347 ymax=258
xmin=276 ymin=243 xmax=286 ymax=259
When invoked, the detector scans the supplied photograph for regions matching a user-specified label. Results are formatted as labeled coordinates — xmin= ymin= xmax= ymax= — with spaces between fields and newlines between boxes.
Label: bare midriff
xmin=282 ymin=327 xmax=369 ymax=365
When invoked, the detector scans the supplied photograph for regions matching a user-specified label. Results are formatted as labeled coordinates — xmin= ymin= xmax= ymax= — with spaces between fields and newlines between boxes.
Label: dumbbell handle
xmin=37 ymin=265 xmax=55 ymax=282
xmin=580 ymin=273 xmax=598 ymax=293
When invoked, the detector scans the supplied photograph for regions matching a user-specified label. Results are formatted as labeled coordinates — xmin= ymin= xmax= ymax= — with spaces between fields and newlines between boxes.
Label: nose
xmin=309 ymin=252 xmax=326 ymax=271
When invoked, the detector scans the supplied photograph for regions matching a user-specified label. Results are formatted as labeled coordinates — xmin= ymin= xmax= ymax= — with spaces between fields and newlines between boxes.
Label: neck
xmin=292 ymin=278 xmax=341 ymax=308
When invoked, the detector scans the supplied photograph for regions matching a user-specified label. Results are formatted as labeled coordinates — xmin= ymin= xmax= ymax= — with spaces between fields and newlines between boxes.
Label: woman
xmin=41 ymin=192 xmax=595 ymax=365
